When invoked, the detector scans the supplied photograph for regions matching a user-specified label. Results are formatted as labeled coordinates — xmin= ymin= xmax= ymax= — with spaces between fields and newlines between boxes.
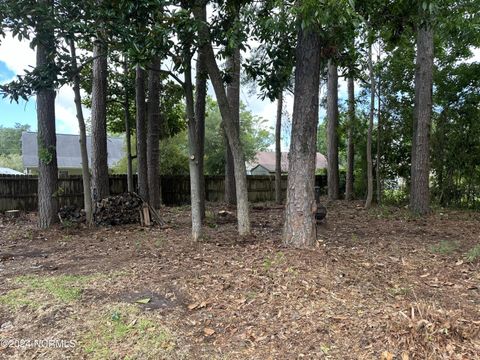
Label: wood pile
xmin=94 ymin=192 xmax=143 ymax=225
xmin=58 ymin=205 xmax=86 ymax=223
xmin=94 ymin=192 xmax=163 ymax=226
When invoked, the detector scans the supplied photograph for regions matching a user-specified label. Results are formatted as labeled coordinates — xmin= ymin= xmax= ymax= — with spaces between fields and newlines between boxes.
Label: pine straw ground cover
xmin=0 ymin=200 xmax=478 ymax=359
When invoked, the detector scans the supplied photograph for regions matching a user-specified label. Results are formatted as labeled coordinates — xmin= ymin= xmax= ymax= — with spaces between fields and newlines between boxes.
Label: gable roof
xmin=248 ymin=151 xmax=328 ymax=173
xmin=21 ymin=132 xmax=124 ymax=169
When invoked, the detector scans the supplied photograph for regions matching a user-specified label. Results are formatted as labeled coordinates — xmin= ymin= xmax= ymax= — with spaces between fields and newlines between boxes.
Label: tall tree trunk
xmin=283 ymin=28 xmax=322 ymax=247
xmin=123 ymin=59 xmax=134 ymax=193
xmin=410 ymin=23 xmax=434 ymax=215
xmin=224 ymin=48 xmax=241 ymax=205
xmin=185 ymin=55 xmax=203 ymax=241
xmin=376 ymin=49 xmax=382 ymax=204
xmin=194 ymin=3 xmax=250 ymax=235
xmin=147 ymin=57 xmax=161 ymax=209
xmin=365 ymin=44 xmax=375 ymax=209
xmin=69 ymin=40 xmax=93 ymax=225
xmin=36 ymin=1 xmax=58 ymax=228
xmin=327 ymin=60 xmax=340 ymax=200
xmin=275 ymin=91 xmax=283 ymax=204
xmin=90 ymin=36 xmax=109 ymax=202
xmin=135 ymin=64 xmax=149 ymax=201
xmin=346 ymin=76 xmax=355 ymax=201
xmin=224 ymin=133 xmax=236 ymax=203
xmin=195 ymin=45 xmax=207 ymax=219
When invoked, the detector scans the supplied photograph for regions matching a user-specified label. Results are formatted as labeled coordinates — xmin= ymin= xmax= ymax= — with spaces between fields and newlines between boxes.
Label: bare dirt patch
xmin=0 ymin=200 xmax=479 ymax=359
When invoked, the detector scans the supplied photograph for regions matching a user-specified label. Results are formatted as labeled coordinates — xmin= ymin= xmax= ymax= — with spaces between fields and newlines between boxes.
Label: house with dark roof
xmin=247 ymin=151 xmax=328 ymax=175
xmin=21 ymin=132 xmax=125 ymax=176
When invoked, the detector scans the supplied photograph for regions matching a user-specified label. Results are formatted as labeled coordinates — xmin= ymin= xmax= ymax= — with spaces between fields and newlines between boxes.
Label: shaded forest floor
xmin=0 ymin=200 xmax=479 ymax=359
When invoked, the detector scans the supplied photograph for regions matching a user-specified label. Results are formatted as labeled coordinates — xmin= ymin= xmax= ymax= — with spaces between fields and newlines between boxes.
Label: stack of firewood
xmin=58 ymin=205 xmax=86 ymax=223
xmin=94 ymin=192 xmax=144 ymax=225
xmin=94 ymin=192 xmax=162 ymax=226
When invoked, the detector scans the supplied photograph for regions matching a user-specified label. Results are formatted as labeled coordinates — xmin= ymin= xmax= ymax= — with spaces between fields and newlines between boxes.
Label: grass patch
xmin=0 ymin=288 xmax=41 ymax=309
xmin=0 ymin=274 xmax=93 ymax=309
xmin=388 ymin=286 xmax=411 ymax=297
xmin=430 ymin=240 xmax=459 ymax=255
xmin=82 ymin=304 xmax=176 ymax=359
xmin=465 ymin=244 xmax=480 ymax=262
xmin=263 ymin=251 xmax=285 ymax=272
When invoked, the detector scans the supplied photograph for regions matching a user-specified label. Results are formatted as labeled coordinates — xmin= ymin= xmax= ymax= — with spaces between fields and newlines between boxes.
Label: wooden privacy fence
xmin=0 ymin=174 xmax=336 ymax=212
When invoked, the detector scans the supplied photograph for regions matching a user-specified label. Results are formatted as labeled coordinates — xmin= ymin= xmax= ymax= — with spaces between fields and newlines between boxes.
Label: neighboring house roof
xmin=21 ymin=132 xmax=124 ymax=169
xmin=248 ymin=151 xmax=328 ymax=173
xmin=0 ymin=167 xmax=23 ymax=175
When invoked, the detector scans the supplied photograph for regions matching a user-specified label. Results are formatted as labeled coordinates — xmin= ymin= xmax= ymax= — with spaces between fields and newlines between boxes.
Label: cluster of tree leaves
xmin=0 ymin=123 xmax=30 ymax=171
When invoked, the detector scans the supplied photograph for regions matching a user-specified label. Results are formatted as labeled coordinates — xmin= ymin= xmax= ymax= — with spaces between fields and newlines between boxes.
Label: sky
xmin=0 ymin=34 xmax=87 ymax=134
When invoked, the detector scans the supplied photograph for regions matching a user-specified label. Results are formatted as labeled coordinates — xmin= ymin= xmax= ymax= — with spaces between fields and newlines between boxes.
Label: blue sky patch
xmin=0 ymin=60 xmax=37 ymax=130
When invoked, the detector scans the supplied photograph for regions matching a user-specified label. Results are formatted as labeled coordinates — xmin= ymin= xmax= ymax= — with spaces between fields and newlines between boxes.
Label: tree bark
xmin=36 ymin=1 xmax=58 ymax=228
xmin=327 ymin=60 xmax=340 ymax=200
xmin=185 ymin=55 xmax=203 ymax=241
xmin=275 ymin=91 xmax=283 ymax=204
xmin=376 ymin=49 xmax=382 ymax=205
xmin=224 ymin=133 xmax=236 ymax=203
xmin=346 ymin=76 xmax=355 ymax=201
xmin=123 ymin=59 xmax=134 ymax=193
xmin=195 ymin=45 xmax=207 ymax=219
xmin=147 ymin=57 xmax=161 ymax=209
xmin=224 ymin=48 xmax=241 ymax=205
xmin=194 ymin=3 xmax=250 ymax=235
xmin=135 ymin=64 xmax=149 ymax=201
xmin=365 ymin=44 xmax=375 ymax=209
xmin=410 ymin=23 xmax=434 ymax=215
xmin=90 ymin=36 xmax=109 ymax=202
xmin=69 ymin=39 xmax=93 ymax=225
xmin=283 ymin=28 xmax=322 ymax=247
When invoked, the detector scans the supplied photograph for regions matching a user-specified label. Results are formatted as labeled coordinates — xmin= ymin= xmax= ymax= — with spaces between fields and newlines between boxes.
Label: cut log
xmin=5 ymin=210 xmax=20 ymax=219
xmin=140 ymin=204 xmax=151 ymax=226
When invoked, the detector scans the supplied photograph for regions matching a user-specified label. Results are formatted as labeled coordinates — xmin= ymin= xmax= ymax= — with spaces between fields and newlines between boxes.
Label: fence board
xmin=0 ymin=174 xmax=336 ymax=211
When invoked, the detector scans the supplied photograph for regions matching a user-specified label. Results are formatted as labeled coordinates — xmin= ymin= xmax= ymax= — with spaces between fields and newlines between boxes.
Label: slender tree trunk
xmin=36 ymin=2 xmax=58 ymax=228
xmin=136 ymin=64 xmax=149 ymax=200
xmin=365 ymin=44 xmax=375 ymax=209
xmin=195 ymin=45 xmax=207 ymax=219
xmin=194 ymin=3 xmax=250 ymax=235
xmin=327 ymin=60 xmax=340 ymax=200
xmin=225 ymin=48 xmax=241 ymax=205
xmin=376 ymin=49 xmax=382 ymax=204
xmin=90 ymin=36 xmax=109 ymax=202
xmin=346 ymin=76 xmax=355 ymax=201
xmin=69 ymin=40 xmax=93 ymax=225
xmin=147 ymin=57 xmax=161 ymax=209
xmin=123 ymin=59 xmax=134 ymax=193
xmin=185 ymin=56 xmax=203 ymax=241
xmin=275 ymin=91 xmax=283 ymax=204
xmin=283 ymin=28 xmax=322 ymax=247
xmin=410 ymin=23 xmax=434 ymax=215
xmin=224 ymin=133 xmax=236 ymax=203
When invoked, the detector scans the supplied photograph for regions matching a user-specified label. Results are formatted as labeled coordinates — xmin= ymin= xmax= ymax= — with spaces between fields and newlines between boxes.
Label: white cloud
xmin=0 ymin=33 xmax=83 ymax=134
xmin=55 ymin=86 xmax=85 ymax=134
xmin=0 ymin=34 xmax=35 ymax=77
